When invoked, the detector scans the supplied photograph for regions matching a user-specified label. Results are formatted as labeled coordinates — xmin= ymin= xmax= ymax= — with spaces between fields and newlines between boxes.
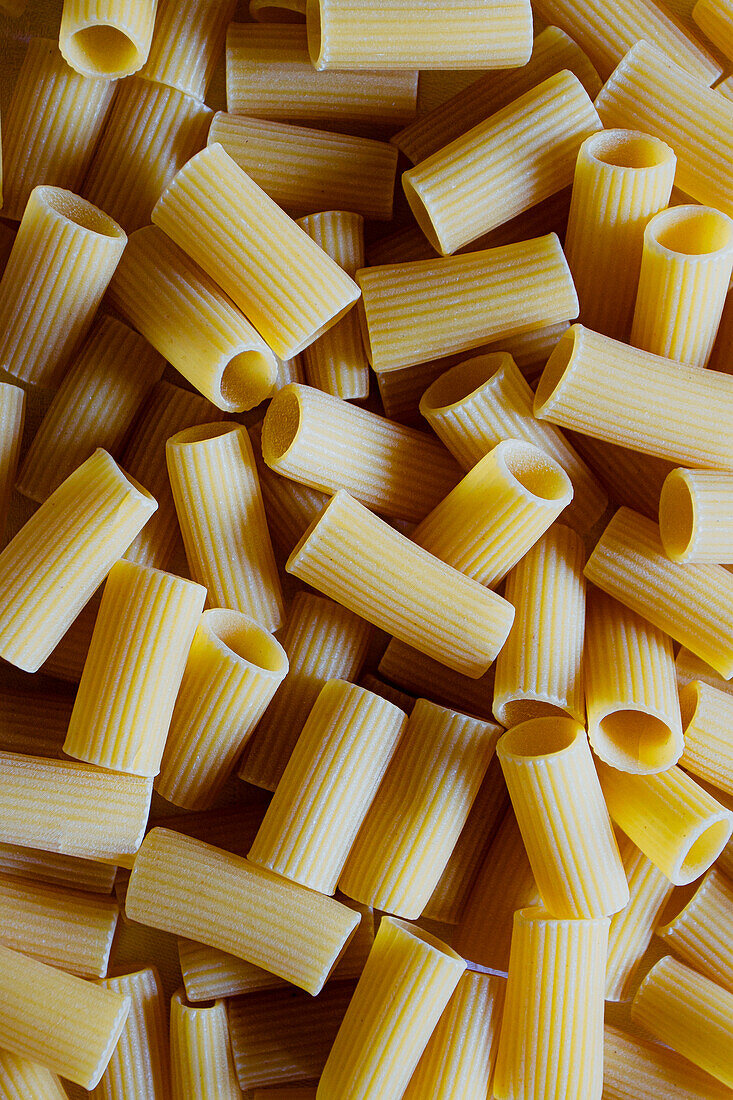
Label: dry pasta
xmin=679 ymin=679 xmax=733 ymax=795
xmin=655 ymin=866 xmax=733 ymax=993
xmin=91 ymin=967 xmax=170 ymax=1100
xmin=140 ymin=0 xmax=236 ymax=100
xmin=659 ymin=468 xmax=733 ymax=564
xmin=169 ymin=990 xmax=240 ymax=1099
xmin=59 ymin=0 xmax=158 ymax=79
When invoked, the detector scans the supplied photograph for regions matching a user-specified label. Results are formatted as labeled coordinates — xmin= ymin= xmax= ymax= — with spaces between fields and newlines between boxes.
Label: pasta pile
xmin=3 ymin=0 xmax=733 ymax=1097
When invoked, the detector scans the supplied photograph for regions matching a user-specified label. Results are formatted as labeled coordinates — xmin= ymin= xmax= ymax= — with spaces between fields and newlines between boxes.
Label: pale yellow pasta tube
xmin=157 ymin=610 xmax=288 ymax=809
xmin=261 ymin=383 xmax=460 ymax=523
xmin=357 ymin=234 xmax=578 ymax=372
xmin=631 ymin=955 xmax=733 ymax=1088
xmin=1 ymin=39 xmax=114 ymax=222
xmin=166 ymin=423 xmax=283 ymax=629
xmin=60 ymin=0 xmax=158 ymax=79
xmin=603 ymin=1023 xmax=733 ymax=1100
xmin=403 ymin=72 xmax=600 ymax=256
xmin=377 ymin=638 xmax=495 ymax=720
xmin=584 ymin=508 xmax=733 ymax=678
xmin=679 ymin=679 xmax=733 ymax=795
xmin=0 ymin=845 xmax=115 ymax=896
xmin=91 ymin=968 xmax=170 ymax=1100
xmin=660 ymin=468 xmax=733 ymax=564
xmin=152 ymin=144 xmax=360 ymax=360
xmin=318 ymin=917 xmax=465 ymax=1100
xmin=169 ymin=990 xmax=239 ymax=1099
xmin=339 ymin=700 xmax=500 ymax=918
xmin=0 ymin=383 xmax=24 ymax=539
xmin=249 ymin=681 xmax=407 ymax=893
xmin=0 ymin=187 xmax=126 ymax=392
xmin=597 ymin=760 xmax=733 ymax=884
xmin=140 ymin=0 xmax=236 ymax=100
xmin=286 ymin=491 xmax=515 ymax=678
xmin=535 ymin=325 xmax=733 ymax=470
xmin=655 ymin=867 xmax=733 ymax=993
xmin=694 ymin=0 xmax=733 ymax=60
xmin=0 ymin=943 xmax=130 ymax=1089
xmin=0 ymin=1049 xmax=68 ymax=1100
xmin=493 ymin=907 xmax=608 ymax=1100
xmin=125 ymin=829 xmax=360 ymax=995
xmin=16 ymin=316 xmax=163 ymax=503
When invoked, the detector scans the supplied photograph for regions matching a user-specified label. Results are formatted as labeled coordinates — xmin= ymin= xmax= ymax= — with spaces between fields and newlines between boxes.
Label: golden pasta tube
xmin=603 ymin=1023 xmax=733 ymax=1100
xmin=91 ymin=967 xmax=170 ymax=1100
xmin=59 ymin=0 xmax=158 ymax=79
xmin=82 ymin=78 xmax=212 ymax=232
xmin=0 ymin=1049 xmax=68 ymax=1100
xmin=656 ymin=867 xmax=733 ymax=992
xmin=679 ymin=679 xmax=733 ymax=795
xmin=166 ymin=423 xmax=283 ymax=629
xmin=493 ymin=907 xmax=609 ymax=1100
xmin=677 ymin=646 xmax=733 ymax=697
xmin=694 ymin=0 xmax=733 ymax=60
xmin=125 ymin=829 xmax=360 ymax=995
xmin=0 ymin=187 xmax=126 ymax=392
xmin=631 ymin=955 xmax=733 ymax=1088
xmin=286 ymin=491 xmax=515 ymax=678
xmin=140 ymin=0 xmax=236 ymax=100
xmin=170 ymin=990 xmax=240 ymax=1099
xmin=0 ymin=943 xmax=130 ymax=1089
xmin=157 ymin=609 xmax=288 ymax=809
xmin=357 ymin=234 xmax=578 ymax=372
xmin=209 ymin=113 xmax=398 ymax=221
xmin=250 ymin=423 xmax=330 ymax=558
xmin=0 ymin=383 xmax=24 ymax=539
xmin=339 ymin=700 xmax=500 ymax=918
xmin=1 ymin=38 xmax=114 ymax=222
xmin=584 ymin=507 xmax=733 ymax=678
xmin=0 ymin=449 xmax=156 ymax=673
xmin=318 ymin=916 xmax=465 ymax=1100
xmin=377 ymin=638 xmax=495 ymax=720
xmin=660 ymin=468 xmax=733 ymax=564
xmin=534 ymin=325 xmax=733 ymax=470
xmin=151 ymin=144 xmax=360 ymax=360
xmin=261 ymin=383 xmax=460 ymax=523
xmin=0 ymin=844 xmax=116 ymax=896
xmin=596 ymin=760 xmax=733 ymax=884
xmin=564 ymin=129 xmax=676 ymax=341
xmin=16 ymin=316 xmax=164 ymax=503
xmin=402 ymin=72 xmax=600 ymax=256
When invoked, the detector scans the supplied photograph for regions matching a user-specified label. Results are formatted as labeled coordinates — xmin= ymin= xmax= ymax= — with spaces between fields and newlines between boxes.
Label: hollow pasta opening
xmin=68 ymin=24 xmax=140 ymax=76
xmin=597 ymin=709 xmax=677 ymax=770
xmin=500 ymin=716 xmax=579 ymax=758
xmin=261 ymin=387 xmax=301 ymax=463
xmin=220 ymin=350 xmax=276 ymax=412
xmin=650 ymin=205 xmax=733 ymax=256
xmin=305 ymin=0 xmax=324 ymax=66
xmin=205 ymin=609 xmax=288 ymax=674
xmin=401 ymin=174 xmax=444 ymax=255
xmin=657 ymin=877 xmax=702 ymax=928
xmin=420 ymin=354 xmax=509 ymax=412
xmin=168 ymin=422 xmax=237 ymax=447
xmin=678 ymin=680 xmax=702 ymax=731
xmin=500 ymin=440 xmax=570 ymax=502
xmin=533 ymin=327 xmax=576 ymax=413
xmin=659 ymin=469 xmax=696 ymax=561
xmin=38 ymin=187 xmax=125 ymax=239
xmin=586 ymin=129 xmax=673 ymax=170
xmin=497 ymin=699 xmax=574 ymax=728
xmin=678 ymin=819 xmax=732 ymax=883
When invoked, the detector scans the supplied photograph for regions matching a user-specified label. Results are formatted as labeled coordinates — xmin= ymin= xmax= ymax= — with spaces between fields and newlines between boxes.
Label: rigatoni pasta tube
xmin=603 ymin=1023 xmax=733 ymax=1100
xmin=0 ymin=384 xmax=24 ymax=538
xmin=357 ymin=234 xmax=578 ymax=372
xmin=91 ymin=967 xmax=170 ymax=1100
xmin=655 ymin=867 xmax=733 ymax=993
xmin=59 ymin=0 xmax=158 ymax=79
xmin=493 ymin=907 xmax=608 ymax=1100
xmin=125 ymin=829 xmax=360 ymax=995
xmin=660 ymin=468 xmax=733 ymax=563
xmin=261 ymin=383 xmax=460 ymax=523
xmin=0 ymin=187 xmax=126 ymax=392
xmin=694 ymin=0 xmax=733 ymax=60
xmin=248 ymin=681 xmax=407 ymax=893
xmin=0 ymin=845 xmax=116 ymax=897
xmin=157 ymin=609 xmax=289 ymax=809
xmin=497 ymin=717 xmax=628 ymax=917
xmin=402 ymin=71 xmax=600 ymax=256
xmin=287 ymin=491 xmax=514 ymax=678
xmin=140 ymin=0 xmax=236 ymax=100
xmin=169 ymin=990 xmax=240 ymax=1099
xmin=0 ymin=1049 xmax=68 ymax=1100
xmin=679 ymin=679 xmax=733 ymax=795
xmin=317 ymin=917 xmax=465 ymax=1100
xmin=676 ymin=646 xmax=733 ymax=697
xmin=152 ymin=143 xmax=360 ymax=360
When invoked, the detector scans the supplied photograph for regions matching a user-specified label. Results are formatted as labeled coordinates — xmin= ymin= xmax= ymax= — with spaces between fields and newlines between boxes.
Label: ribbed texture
xmin=378 ymin=637 xmax=495 ymax=719
xmin=210 ymin=114 xmax=398 ymax=221
xmin=308 ymin=0 xmax=532 ymax=69
xmin=318 ymin=917 xmax=465 ymax=1100
xmin=695 ymin=0 xmax=733 ymax=59
xmin=169 ymin=991 xmax=240 ymax=1099
xmin=603 ymin=1023 xmax=733 ymax=1100
xmin=262 ymin=383 xmax=460 ymax=523
xmin=125 ymin=829 xmax=360 ymax=995
xmin=403 ymin=71 xmax=600 ymax=255
xmin=91 ymin=968 xmax=170 ymax=1100
xmin=0 ymin=1049 xmax=67 ymax=1100
xmin=656 ymin=867 xmax=733 ymax=992
xmin=357 ymin=234 xmax=578 ymax=372
xmin=339 ymin=699 xmax=500 ymax=918
xmin=0 ymin=844 xmax=116 ymax=895
xmin=0 ymin=873 xmax=118 ymax=978
xmin=0 ymin=943 xmax=130 ymax=1090
xmin=680 ymin=680 xmax=733 ymax=794
xmin=16 ymin=316 xmax=163 ymax=503
xmin=298 ymin=212 xmax=369 ymax=400
xmin=412 ymin=439 xmax=573 ymax=587
xmin=0 ymin=187 xmax=126 ymax=391
xmin=494 ymin=525 xmax=585 ymax=728
xmin=493 ymin=907 xmax=608 ymax=1100
xmin=360 ymin=674 xmax=415 ymax=713
xmin=83 ymin=77 xmax=212 ymax=231
xmin=565 ymin=129 xmax=676 ymax=341
xmin=631 ymin=956 xmax=733 ymax=1088
xmin=660 ymin=469 xmax=733 ymax=563
xmin=0 ymin=385 xmax=24 ymax=538
xmin=677 ymin=646 xmax=733 ymax=696
xmin=250 ymin=423 xmax=329 ymax=558
xmin=376 ymin=357 xmax=459 ymax=426
xmin=286 ymin=491 xmax=515 ymax=678
xmin=152 ymin=144 xmax=360 ymax=360
xmin=226 ymin=24 xmax=418 ymax=124
xmin=535 ymin=325 xmax=733 ymax=470
xmin=0 ymin=678 xmax=71 ymax=757
xmin=605 ymin=837 xmax=674 ymax=1001
xmin=597 ymin=760 xmax=733 ymax=884
xmin=1 ymin=38 xmax=114 ymax=222
xmin=249 ymin=681 xmax=406 ymax=893
xmin=59 ymin=0 xmax=158 ymax=78
xmin=157 ymin=609 xmax=288 ymax=809
xmin=153 ymin=803 xmax=271 ymax=859
xmin=63 ymin=560 xmax=205 ymax=776
xmin=140 ymin=0 xmax=236 ymax=99
xmin=567 ymin=433 xmax=674 ymax=521
xmin=584 ymin=507 xmax=733 ymax=678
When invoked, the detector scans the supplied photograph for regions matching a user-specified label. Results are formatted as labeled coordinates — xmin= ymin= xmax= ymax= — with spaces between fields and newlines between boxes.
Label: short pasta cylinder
xmin=694 ymin=0 xmax=733 ymax=60
xmin=0 ymin=844 xmax=116 ymax=896
xmin=655 ymin=867 xmax=733 ymax=993
xmin=170 ymin=991 xmax=240 ymax=1099
xmin=59 ymin=0 xmax=158 ymax=79
xmin=0 ymin=1049 xmax=68 ymax=1100
xmin=140 ymin=0 xmax=236 ymax=100
xmin=91 ymin=968 xmax=170 ymax=1100
xmin=249 ymin=422 xmax=330 ymax=558
xmin=603 ymin=1023 xmax=733 ymax=1100
xmin=679 ymin=679 xmax=733 ymax=795
xmin=0 ymin=384 xmax=24 ymax=538
xmin=676 ymin=646 xmax=733 ymax=697
xmin=659 ymin=468 xmax=733 ymax=563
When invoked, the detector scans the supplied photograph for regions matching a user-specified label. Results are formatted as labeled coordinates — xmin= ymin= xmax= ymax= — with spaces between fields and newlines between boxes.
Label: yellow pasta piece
xmin=0 ymin=1048 xmax=68 ymax=1100
xmin=403 ymin=71 xmax=600 ymax=256
xmin=660 ymin=468 xmax=733 ymax=564
xmin=656 ymin=867 xmax=733 ymax=993
xmin=40 ymin=590 xmax=99 ymax=684
xmin=140 ymin=0 xmax=236 ymax=100
xmin=357 ymin=234 xmax=578 ymax=372
xmin=91 ymin=967 xmax=170 ymax=1100
xmin=0 ymin=187 xmax=126 ymax=392
xmin=286 ymin=490 xmax=515 ymax=678
xmin=250 ymin=0 xmax=306 ymax=19
xmin=59 ymin=0 xmax=158 ymax=79
xmin=0 ymin=844 xmax=116 ymax=896
xmin=677 ymin=646 xmax=733 ymax=697
xmin=603 ymin=1023 xmax=733 ymax=1100
xmin=152 ymin=144 xmax=360 ymax=360
xmin=125 ymin=829 xmax=360 ymax=995
xmin=679 ymin=679 xmax=733 ymax=795
xmin=493 ymin=906 xmax=608 ymax=1100
xmin=377 ymin=638 xmax=495 ymax=720
xmin=0 ymin=383 xmax=24 ymax=538
xmin=170 ymin=990 xmax=240 ymax=1099
xmin=694 ymin=0 xmax=733 ymax=60
xmin=249 ymin=422 xmax=330 ymax=558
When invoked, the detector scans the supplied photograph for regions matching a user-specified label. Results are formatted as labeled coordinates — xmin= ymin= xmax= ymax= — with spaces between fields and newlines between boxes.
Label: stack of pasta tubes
xmin=2 ymin=0 xmax=733 ymax=1096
